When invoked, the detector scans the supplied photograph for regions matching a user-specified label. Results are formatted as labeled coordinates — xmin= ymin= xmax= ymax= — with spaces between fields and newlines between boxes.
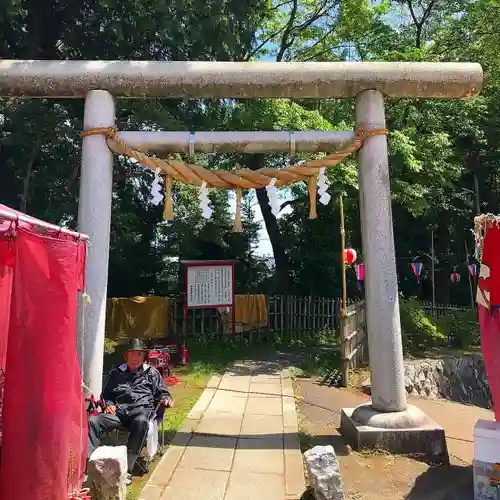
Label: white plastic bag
xmin=146 ymin=419 xmax=158 ymax=458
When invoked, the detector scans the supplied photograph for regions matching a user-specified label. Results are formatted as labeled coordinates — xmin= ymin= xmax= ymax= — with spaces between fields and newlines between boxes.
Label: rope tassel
xmin=164 ymin=175 xmax=174 ymax=220
xmin=233 ymin=188 xmax=243 ymax=232
xmin=308 ymin=175 xmax=318 ymax=220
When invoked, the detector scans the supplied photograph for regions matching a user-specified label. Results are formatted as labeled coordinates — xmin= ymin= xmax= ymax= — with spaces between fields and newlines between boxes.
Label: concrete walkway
xmin=139 ymin=360 xmax=306 ymax=500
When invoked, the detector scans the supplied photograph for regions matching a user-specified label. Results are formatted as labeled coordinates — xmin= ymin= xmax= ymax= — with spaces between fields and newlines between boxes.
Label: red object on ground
xmin=0 ymin=206 xmax=87 ymax=500
xmin=149 ymin=348 xmax=171 ymax=377
xmin=342 ymin=248 xmax=357 ymax=266
xmin=164 ymin=375 xmax=180 ymax=387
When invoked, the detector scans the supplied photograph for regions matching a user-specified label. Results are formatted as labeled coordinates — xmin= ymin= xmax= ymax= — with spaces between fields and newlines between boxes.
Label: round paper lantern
xmin=342 ymin=248 xmax=357 ymax=265
xmin=450 ymin=272 xmax=461 ymax=283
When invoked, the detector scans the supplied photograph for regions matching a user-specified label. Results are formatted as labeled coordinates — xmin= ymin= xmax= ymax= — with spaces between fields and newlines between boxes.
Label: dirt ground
xmin=295 ymin=377 xmax=493 ymax=500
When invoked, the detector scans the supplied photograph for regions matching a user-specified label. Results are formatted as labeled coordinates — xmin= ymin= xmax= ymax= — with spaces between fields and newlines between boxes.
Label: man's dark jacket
xmin=101 ymin=363 xmax=171 ymax=416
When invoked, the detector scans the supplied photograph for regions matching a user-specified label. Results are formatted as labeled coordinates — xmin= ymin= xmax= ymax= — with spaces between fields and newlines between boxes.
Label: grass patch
xmin=291 ymin=344 xmax=342 ymax=384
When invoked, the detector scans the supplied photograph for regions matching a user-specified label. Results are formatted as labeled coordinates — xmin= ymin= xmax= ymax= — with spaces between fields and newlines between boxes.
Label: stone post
xmin=77 ymin=90 xmax=115 ymax=397
xmin=356 ymin=90 xmax=407 ymax=412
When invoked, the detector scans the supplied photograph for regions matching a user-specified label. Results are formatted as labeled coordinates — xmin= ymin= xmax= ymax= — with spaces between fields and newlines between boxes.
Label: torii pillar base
xmin=340 ymin=403 xmax=448 ymax=462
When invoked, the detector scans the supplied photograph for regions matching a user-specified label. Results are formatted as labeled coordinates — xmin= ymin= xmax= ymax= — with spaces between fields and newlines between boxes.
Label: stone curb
xmin=282 ymin=371 xmax=306 ymax=500
xmin=186 ymin=375 xmax=221 ymax=419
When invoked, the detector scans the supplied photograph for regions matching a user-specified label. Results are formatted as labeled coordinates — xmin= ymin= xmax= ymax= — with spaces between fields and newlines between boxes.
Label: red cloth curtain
xmin=0 ymin=235 xmax=15 ymax=446
xmin=0 ymin=227 xmax=87 ymax=500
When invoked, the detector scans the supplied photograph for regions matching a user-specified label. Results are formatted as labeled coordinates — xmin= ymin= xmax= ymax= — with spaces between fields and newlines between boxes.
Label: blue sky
xmin=228 ymin=189 xmax=293 ymax=257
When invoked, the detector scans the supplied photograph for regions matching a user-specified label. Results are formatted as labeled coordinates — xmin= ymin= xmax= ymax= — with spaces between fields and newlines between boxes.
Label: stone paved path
xmin=139 ymin=360 xmax=306 ymax=500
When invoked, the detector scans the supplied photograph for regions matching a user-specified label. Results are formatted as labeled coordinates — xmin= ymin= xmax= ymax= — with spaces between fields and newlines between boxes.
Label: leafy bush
xmin=435 ymin=310 xmax=480 ymax=349
xmin=399 ymin=299 xmax=448 ymax=353
xmin=104 ymin=338 xmax=118 ymax=354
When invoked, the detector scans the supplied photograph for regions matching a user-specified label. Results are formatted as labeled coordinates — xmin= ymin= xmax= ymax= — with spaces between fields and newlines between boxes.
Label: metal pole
xmin=339 ymin=194 xmax=348 ymax=386
xmin=473 ymin=173 xmax=481 ymax=215
xmin=340 ymin=195 xmax=347 ymax=316
xmin=465 ymin=240 xmax=475 ymax=310
xmin=114 ymin=130 xmax=356 ymax=154
xmin=0 ymin=60 xmax=483 ymax=99
xmin=0 ymin=208 xmax=88 ymax=240
xmin=431 ymin=230 xmax=436 ymax=308
xmin=77 ymin=90 xmax=115 ymax=397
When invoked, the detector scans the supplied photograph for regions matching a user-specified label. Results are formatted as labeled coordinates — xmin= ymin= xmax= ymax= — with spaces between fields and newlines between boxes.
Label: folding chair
xmin=85 ymin=397 xmax=167 ymax=474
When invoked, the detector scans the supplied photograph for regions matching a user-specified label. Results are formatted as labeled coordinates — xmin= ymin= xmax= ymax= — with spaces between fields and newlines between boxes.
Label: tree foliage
xmin=0 ymin=0 xmax=498 ymax=304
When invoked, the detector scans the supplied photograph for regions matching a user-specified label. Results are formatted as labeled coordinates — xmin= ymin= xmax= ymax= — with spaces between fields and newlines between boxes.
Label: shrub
xmin=399 ymin=299 xmax=448 ymax=353
xmin=435 ymin=310 xmax=480 ymax=349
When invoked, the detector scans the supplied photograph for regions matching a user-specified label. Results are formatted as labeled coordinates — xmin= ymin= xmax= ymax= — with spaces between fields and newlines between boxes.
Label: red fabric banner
xmin=477 ymin=223 xmax=500 ymax=420
xmin=0 ymin=236 xmax=14 ymax=447
xmin=479 ymin=306 xmax=500 ymax=420
xmin=0 ymin=228 xmax=87 ymax=500
xmin=0 ymin=237 xmax=14 ymax=369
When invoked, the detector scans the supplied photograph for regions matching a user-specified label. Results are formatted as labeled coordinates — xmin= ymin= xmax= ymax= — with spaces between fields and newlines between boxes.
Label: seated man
xmin=88 ymin=338 xmax=173 ymax=479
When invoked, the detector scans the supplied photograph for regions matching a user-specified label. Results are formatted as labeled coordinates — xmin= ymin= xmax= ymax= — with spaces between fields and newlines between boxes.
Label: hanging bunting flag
xmin=468 ymin=263 xmax=477 ymax=277
xmin=354 ymin=262 xmax=365 ymax=293
xmin=411 ymin=262 xmax=423 ymax=282
xmin=354 ymin=263 xmax=365 ymax=281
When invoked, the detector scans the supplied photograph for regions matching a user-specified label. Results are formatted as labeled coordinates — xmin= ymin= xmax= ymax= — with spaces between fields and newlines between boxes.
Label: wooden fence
xmin=340 ymin=300 xmax=368 ymax=386
xmin=170 ymin=294 xmax=339 ymax=341
xmin=417 ymin=301 xmax=474 ymax=318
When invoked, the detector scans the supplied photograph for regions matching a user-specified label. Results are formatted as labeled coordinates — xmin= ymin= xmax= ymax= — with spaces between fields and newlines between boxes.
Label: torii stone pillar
xmin=77 ymin=90 xmax=115 ymax=397
xmin=339 ymin=90 xmax=447 ymax=459
xmin=356 ymin=90 xmax=406 ymax=412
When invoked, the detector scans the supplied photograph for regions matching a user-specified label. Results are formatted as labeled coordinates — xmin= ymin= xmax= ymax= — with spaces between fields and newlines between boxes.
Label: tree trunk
xmin=247 ymin=154 xmax=293 ymax=293
xmin=20 ymin=138 xmax=41 ymax=212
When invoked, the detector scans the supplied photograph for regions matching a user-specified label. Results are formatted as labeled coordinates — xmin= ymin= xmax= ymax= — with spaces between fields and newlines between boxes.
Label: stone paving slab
xmin=160 ymin=468 xmax=229 ymax=500
xmin=139 ymin=360 xmax=306 ymax=500
xmin=205 ymin=393 xmax=248 ymax=415
xmin=178 ymin=435 xmax=237 ymax=471
xmin=249 ymin=382 xmax=282 ymax=396
xmin=218 ymin=375 xmax=252 ymax=392
xmin=233 ymin=437 xmax=285 ymax=474
xmin=196 ymin=411 xmax=243 ymax=436
xmin=241 ymin=414 xmax=284 ymax=437
xmin=245 ymin=396 xmax=283 ymax=415
xmin=224 ymin=471 xmax=286 ymax=500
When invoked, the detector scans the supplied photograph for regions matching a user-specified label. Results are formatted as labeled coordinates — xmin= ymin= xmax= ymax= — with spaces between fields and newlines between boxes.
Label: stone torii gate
xmin=0 ymin=60 xmax=483 ymax=453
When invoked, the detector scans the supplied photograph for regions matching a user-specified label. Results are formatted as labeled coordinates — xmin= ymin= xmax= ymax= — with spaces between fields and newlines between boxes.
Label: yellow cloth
xmin=105 ymin=296 xmax=171 ymax=342
xmin=221 ymin=294 xmax=268 ymax=332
